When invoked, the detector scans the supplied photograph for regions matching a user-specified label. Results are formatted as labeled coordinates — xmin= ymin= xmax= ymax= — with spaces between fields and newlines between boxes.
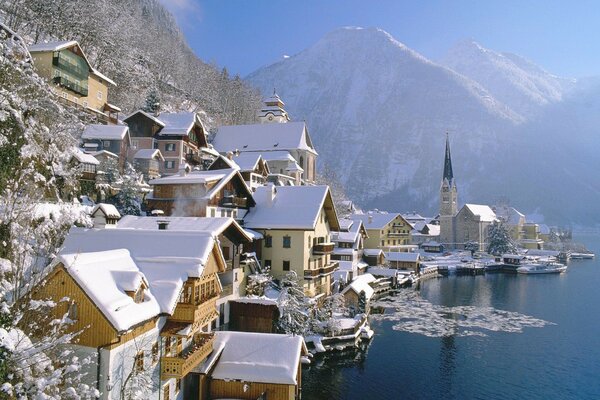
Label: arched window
xmin=299 ymin=156 xmax=304 ymax=169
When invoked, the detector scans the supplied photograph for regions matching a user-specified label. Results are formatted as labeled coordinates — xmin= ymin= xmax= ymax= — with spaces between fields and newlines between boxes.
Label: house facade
xmin=349 ymin=212 xmax=412 ymax=251
xmin=331 ymin=219 xmax=369 ymax=282
xmin=81 ymin=124 xmax=131 ymax=170
xmin=454 ymin=204 xmax=497 ymax=251
xmin=243 ymin=185 xmax=340 ymax=297
xmin=28 ymin=40 xmax=119 ymax=123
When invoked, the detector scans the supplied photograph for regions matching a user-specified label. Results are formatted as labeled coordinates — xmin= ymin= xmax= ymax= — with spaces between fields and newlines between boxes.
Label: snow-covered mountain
xmin=247 ymin=27 xmax=600 ymax=225
xmin=439 ymin=40 xmax=576 ymax=118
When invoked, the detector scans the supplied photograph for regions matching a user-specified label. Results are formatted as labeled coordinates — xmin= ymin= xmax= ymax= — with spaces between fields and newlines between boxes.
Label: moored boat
xmin=517 ymin=263 xmax=567 ymax=274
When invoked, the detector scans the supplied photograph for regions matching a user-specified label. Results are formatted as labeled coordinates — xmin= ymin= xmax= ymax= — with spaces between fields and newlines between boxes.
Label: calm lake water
xmin=302 ymin=236 xmax=600 ymax=399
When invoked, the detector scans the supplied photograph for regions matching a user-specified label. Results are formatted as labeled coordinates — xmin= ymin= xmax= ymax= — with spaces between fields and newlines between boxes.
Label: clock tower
xmin=439 ymin=133 xmax=457 ymax=248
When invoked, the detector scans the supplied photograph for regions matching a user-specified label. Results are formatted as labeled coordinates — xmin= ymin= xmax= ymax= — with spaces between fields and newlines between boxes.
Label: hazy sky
xmin=159 ymin=0 xmax=600 ymax=78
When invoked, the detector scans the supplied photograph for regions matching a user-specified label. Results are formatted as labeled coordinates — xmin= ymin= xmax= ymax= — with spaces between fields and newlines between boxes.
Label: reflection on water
xmin=371 ymin=289 xmax=554 ymax=337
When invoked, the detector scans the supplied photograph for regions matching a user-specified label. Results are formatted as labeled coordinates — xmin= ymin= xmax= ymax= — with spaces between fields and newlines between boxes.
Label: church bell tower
xmin=257 ymin=90 xmax=290 ymax=123
xmin=439 ymin=133 xmax=457 ymax=248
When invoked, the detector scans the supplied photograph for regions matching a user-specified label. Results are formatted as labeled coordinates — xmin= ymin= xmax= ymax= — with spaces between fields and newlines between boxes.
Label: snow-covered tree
xmin=316 ymin=163 xmax=351 ymax=218
xmin=464 ymin=241 xmax=479 ymax=256
xmin=276 ymin=272 xmax=312 ymax=336
xmin=0 ymin=25 xmax=96 ymax=399
xmin=313 ymin=293 xmax=348 ymax=336
xmin=487 ymin=220 xmax=518 ymax=256
xmin=142 ymin=88 xmax=160 ymax=115
xmin=112 ymin=164 xmax=145 ymax=216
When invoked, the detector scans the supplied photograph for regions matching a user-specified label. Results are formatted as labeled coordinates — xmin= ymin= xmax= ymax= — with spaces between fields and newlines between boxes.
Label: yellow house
xmin=520 ymin=222 xmax=544 ymax=250
xmin=28 ymin=40 xmax=120 ymax=124
xmin=35 ymin=226 xmax=236 ymax=400
xmin=350 ymin=212 xmax=412 ymax=251
xmin=243 ymin=185 xmax=340 ymax=298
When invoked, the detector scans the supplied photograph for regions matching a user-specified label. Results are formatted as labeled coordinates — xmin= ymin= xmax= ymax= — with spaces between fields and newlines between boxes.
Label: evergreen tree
xmin=464 ymin=241 xmax=479 ymax=256
xmin=487 ymin=220 xmax=518 ymax=255
xmin=277 ymin=272 xmax=312 ymax=336
xmin=142 ymin=88 xmax=160 ymax=114
xmin=112 ymin=164 xmax=145 ymax=216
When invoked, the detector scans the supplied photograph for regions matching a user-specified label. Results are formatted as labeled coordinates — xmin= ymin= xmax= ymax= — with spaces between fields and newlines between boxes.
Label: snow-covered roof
xmin=259 ymin=150 xmax=297 ymax=162
xmin=350 ymin=212 xmax=400 ymax=230
xmin=58 ymin=249 xmax=160 ymax=332
xmin=338 ymin=218 xmax=354 ymax=231
xmin=364 ymin=248 xmax=384 ymax=257
xmin=213 ymin=121 xmax=317 ymax=155
xmin=493 ymin=205 xmax=524 ymax=226
xmin=203 ymin=331 xmax=306 ymax=385
xmin=91 ymin=203 xmax=121 ymax=219
xmin=158 ymin=112 xmax=200 ymax=136
xmin=385 ymin=252 xmax=420 ymax=262
xmin=243 ymin=185 xmax=339 ymax=230
xmin=116 ymin=216 xmax=252 ymax=242
xmin=149 ymin=169 xmax=229 ymax=186
xmin=123 ymin=110 xmax=166 ymax=127
xmin=82 ymin=124 xmax=129 ymax=141
xmin=72 ymin=147 xmax=99 ymax=165
xmin=402 ymin=212 xmax=426 ymax=222
xmin=60 ymin=228 xmax=221 ymax=315
xmin=134 ymin=149 xmax=164 ymax=160
xmin=90 ymin=68 xmax=116 ymax=86
xmin=368 ymin=267 xmax=402 ymax=278
xmin=231 ymin=153 xmax=263 ymax=171
xmin=28 ymin=40 xmax=78 ymax=52
xmin=342 ymin=273 xmax=376 ymax=300
xmin=464 ymin=204 xmax=497 ymax=222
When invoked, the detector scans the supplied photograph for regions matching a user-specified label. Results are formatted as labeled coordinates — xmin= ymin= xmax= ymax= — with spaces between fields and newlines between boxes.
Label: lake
xmin=302 ymin=237 xmax=600 ymax=399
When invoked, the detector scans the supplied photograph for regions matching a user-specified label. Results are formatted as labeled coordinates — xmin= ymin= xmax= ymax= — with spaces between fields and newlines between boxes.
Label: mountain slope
xmin=439 ymin=40 xmax=576 ymax=118
xmin=247 ymin=27 xmax=600 ymax=225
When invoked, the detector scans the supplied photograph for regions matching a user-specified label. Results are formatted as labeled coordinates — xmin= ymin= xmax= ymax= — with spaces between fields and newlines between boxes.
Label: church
xmin=438 ymin=134 xmax=497 ymax=251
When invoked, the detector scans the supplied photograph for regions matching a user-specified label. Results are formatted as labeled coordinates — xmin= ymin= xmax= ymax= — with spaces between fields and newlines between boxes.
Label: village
xmin=2 ymin=27 xmax=594 ymax=400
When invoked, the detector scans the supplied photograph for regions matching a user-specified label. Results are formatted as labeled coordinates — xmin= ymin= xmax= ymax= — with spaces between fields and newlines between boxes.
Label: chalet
xmin=341 ymin=274 xmax=376 ymax=313
xmin=242 ymin=185 xmax=340 ymax=297
xmin=410 ymin=221 xmax=441 ymax=245
xmin=331 ymin=219 xmax=369 ymax=282
xmin=363 ymin=249 xmax=385 ymax=266
xmin=71 ymin=147 xmax=99 ymax=190
xmin=133 ymin=148 xmax=165 ymax=180
xmin=199 ymin=331 xmax=307 ymax=400
xmin=385 ymin=251 xmax=420 ymax=272
xmin=350 ymin=212 xmax=412 ymax=250
xmin=124 ymin=111 xmax=218 ymax=174
xmin=28 ymin=40 xmax=120 ymax=123
xmin=81 ymin=124 xmax=131 ymax=170
xmin=39 ymin=226 xmax=233 ymax=399
xmin=212 ymin=94 xmax=318 ymax=184
xmin=454 ymin=204 xmax=497 ymax=251
xmin=208 ymin=152 xmax=270 ymax=191
xmin=90 ymin=203 xmax=121 ymax=228
xmin=114 ymin=215 xmax=255 ymax=328
xmin=146 ymin=168 xmax=255 ymax=219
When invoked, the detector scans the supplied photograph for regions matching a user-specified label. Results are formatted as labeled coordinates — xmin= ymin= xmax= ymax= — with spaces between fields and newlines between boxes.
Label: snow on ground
xmin=371 ymin=289 xmax=553 ymax=337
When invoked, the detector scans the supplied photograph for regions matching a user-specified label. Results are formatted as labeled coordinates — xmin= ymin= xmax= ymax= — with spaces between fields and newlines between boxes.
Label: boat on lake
xmin=517 ymin=263 xmax=567 ymax=274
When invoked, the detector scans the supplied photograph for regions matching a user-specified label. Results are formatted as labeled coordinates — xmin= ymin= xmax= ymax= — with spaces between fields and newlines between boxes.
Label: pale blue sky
xmin=160 ymin=0 xmax=600 ymax=78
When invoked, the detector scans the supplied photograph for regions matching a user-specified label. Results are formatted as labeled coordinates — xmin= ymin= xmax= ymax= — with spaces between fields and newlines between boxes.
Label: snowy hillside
xmin=247 ymin=27 xmax=600 ymax=225
xmin=440 ymin=40 xmax=576 ymax=118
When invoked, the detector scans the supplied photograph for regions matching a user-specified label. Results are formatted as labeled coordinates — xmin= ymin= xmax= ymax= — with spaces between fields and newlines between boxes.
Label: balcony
xmin=387 ymin=232 xmax=408 ymax=238
xmin=304 ymin=261 xmax=339 ymax=279
xmin=185 ymin=152 xmax=202 ymax=165
xmin=170 ymin=295 xmax=219 ymax=326
xmin=312 ymin=242 xmax=335 ymax=255
xmin=219 ymin=196 xmax=247 ymax=208
xmin=53 ymin=76 xmax=88 ymax=96
xmin=52 ymin=54 xmax=88 ymax=80
xmin=161 ymin=332 xmax=215 ymax=379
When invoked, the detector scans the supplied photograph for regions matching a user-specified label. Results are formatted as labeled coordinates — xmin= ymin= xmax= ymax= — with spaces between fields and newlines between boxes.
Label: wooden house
xmin=28 ymin=40 xmax=120 ymax=123
xmin=199 ymin=331 xmax=307 ymax=400
xmin=133 ymin=148 xmax=165 ymax=180
xmin=81 ymin=124 xmax=131 ymax=170
xmin=146 ymin=168 xmax=255 ymax=219
xmin=209 ymin=153 xmax=270 ymax=191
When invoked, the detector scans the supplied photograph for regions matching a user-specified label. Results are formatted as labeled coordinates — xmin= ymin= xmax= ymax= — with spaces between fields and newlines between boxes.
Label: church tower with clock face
xmin=257 ymin=90 xmax=290 ymax=123
xmin=440 ymin=133 xmax=457 ymax=248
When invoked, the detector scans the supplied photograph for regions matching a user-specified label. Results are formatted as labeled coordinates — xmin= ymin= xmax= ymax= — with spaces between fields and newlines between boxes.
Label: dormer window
xmin=133 ymin=287 xmax=145 ymax=303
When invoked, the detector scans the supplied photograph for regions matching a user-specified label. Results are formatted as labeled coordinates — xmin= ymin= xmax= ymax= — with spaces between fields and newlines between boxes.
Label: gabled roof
xmin=123 ymin=110 xmax=166 ymax=127
xmin=462 ymin=204 xmax=497 ymax=222
xmin=341 ymin=273 xmax=376 ymax=300
xmin=158 ymin=112 xmax=202 ymax=136
xmin=28 ymin=40 xmax=115 ymax=86
xmin=58 ymin=249 xmax=160 ymax=332
xmin=91 ymin=203 xmax=121 ymax=219
xmin=72 ymin=147 xmax=99 ymax=165
xmin=385 ymin=252 xmax=420 ymax=262
xmin=243 ymin=185 xmax=339 ymax=231
xmin=231 ymin=152 xmax=266 ymax=172
xmin=201 ymin=331 xmax=307 ymax=385
xmin=350 ymin=212 xmax=400 ymax=230
xmin=134 ymin=149 xmax=164 ymax=161
xmin=213 ymin=121 xmax=317 ymax=155
xmin=82 ymin=124 xmax=129 ymax=141
xmin=60 ymin=228 xmax=223 ymax=316
xmin=493 ymin=205 xmax=525 ymax=226
xmin=116 ymin=216 xmax=252 ymax=243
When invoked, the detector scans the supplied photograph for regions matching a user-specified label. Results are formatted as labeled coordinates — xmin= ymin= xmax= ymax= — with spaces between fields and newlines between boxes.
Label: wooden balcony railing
xmin=303 ymin=261 xmax=339 ymax=279
xmin=312 ymin=243 xmax=335 ymax=255
xmin=387 ymin=232 xmax=408 ymax=238
xmin=161 ymin=333 xmax=215 ymax=379
xmin=170 ymin=295 xmax=219 ymax=326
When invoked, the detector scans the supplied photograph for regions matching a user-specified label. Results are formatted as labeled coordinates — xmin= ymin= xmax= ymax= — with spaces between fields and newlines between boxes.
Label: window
xmin=134 ymin=351 xmax=144 ymax=372
xmin=103 ymin=140 xmax=111 ymax=147
xmin=283 ymin=260 xmax=290 ymax=271
xmin=283 ymin=236 xmax=291 ymax=248
xmin=72 ymin=96 xmax=78 ymax=103
xmin=164 ymin=160 xmax=175 ymax=169
xmin=82 ymin=100 xmax=88 ymax=108
xmin=165 ymin=143 xmax=176 ymax=152
xmin=152 ymin=342 xmax=159 ymax=364
xmin=153 ymin=141 xmax=159 ymax=149
xmin=165 ymin=337 xmax=172 ymax=355
xmin=381 ymin=240 xmax=385 ymax=246
xmin=133 ymin=288 xmax=144 ymax=303
xmin=132 ymin=140 xmax=138 ymax=149
xmin=97 ymin=90 xmax=103 ymax=100
xmin=264 ymin=260 xmax=271 ymax=268
xmin=62 ymin=92 xmax=68 ymax=99
xmin=68 ymin=303 xmax=78 ymax=320
xmin=308 ymin=236 xmax=311 ymax=249
xmin=265 ymin=235 xmax=272 ymax=248
xmin=163 ymin=385 xmax=170 ymax=400
xmin=210 ymin=208 xmax=216 ymax=217
xmin=175 ymin=378 xmax=181 ymax=394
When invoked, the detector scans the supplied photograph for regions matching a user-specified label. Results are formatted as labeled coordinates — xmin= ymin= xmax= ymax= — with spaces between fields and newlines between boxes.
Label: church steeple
xmin=257 ymin=89 xmax=290 ymax=123
xmin=443 ymin=132 xmax=454 ymax=185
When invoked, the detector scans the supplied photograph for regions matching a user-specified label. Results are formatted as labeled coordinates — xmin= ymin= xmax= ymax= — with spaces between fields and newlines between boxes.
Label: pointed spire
xmin=443 ymin=132 xmax=454 ymax=184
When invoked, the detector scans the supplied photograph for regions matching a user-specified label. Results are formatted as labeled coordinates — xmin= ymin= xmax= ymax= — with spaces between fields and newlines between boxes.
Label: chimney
xmin=157 ymin=220 xmax=169 ymax=230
